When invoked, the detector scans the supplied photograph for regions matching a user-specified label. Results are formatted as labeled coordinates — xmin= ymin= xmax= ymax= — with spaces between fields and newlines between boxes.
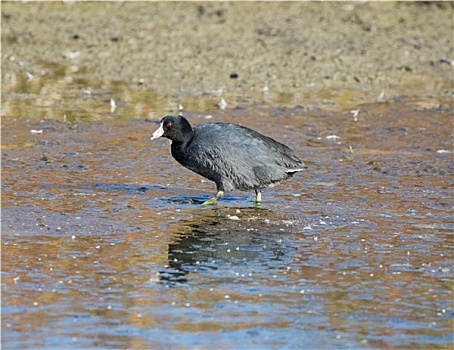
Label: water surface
xmin=2 ymin=82 xmax=452 ymax=349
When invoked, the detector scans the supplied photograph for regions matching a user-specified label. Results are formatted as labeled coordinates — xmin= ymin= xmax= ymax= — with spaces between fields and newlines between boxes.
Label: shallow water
xmin=2 ymin=78 xmax=453 ymax=349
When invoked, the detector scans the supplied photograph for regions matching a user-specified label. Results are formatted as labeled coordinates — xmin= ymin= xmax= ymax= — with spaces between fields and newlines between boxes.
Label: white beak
xmin=150 ymin=122 xmax=165 ymax=140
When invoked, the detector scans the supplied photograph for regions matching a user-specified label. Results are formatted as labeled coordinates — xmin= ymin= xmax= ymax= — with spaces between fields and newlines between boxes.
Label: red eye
xmin=166 ymin=122 xmax=172 ymax=128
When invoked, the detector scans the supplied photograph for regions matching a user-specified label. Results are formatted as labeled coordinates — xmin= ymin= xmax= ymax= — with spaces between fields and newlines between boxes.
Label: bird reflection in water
xmin=158 ymin=208 xmax=292 ymax=286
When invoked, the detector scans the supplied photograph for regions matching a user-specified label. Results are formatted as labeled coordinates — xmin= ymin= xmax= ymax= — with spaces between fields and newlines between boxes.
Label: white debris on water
xmin=263 ymin=80 xmax=269 ymax=92
xmin=376 ymin=89 xmax=386 ymax=102
xmin=30 ymin=129 xmax=43 ymax=134
xmin=326 ymin=135 xmax=340 ymax=140
xmin=350 ymin=108 xmax=360 ymax=121
xmin=110 ymin=98 xmax=116 ymax=113
xmin=64 ymin=51 xmax=81 ymax=60
xmin=217 ymin=97 xmax=227 ymax=110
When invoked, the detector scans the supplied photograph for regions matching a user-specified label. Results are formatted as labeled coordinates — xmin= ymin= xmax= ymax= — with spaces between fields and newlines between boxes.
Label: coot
xmin=151 ymin=115 xmax=305 ymax=205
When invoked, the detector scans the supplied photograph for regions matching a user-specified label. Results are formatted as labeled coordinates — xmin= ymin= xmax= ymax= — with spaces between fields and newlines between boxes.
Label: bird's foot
xmin=202 ymin=190 xmax=224 ymax=206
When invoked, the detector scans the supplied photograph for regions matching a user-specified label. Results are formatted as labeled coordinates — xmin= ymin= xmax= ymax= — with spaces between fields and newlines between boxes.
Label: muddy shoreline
xmin=2 ymin=1 xmax=453 ymax=107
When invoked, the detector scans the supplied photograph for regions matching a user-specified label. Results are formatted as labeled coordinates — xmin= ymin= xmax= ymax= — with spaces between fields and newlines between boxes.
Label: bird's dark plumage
xmin=150 ymin=115 xmax=305 ymax=204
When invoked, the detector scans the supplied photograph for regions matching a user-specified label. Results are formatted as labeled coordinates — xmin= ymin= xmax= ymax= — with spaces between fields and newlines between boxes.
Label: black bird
xmin=150 ymin=115 xmax=305 ymax=205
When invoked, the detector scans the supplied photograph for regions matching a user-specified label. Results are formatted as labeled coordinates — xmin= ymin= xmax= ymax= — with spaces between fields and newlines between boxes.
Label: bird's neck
xmin=170 ymin=131 xmax=193 ymax=158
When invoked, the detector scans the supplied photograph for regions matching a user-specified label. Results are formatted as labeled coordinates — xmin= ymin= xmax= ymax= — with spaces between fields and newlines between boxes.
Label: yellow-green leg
xmin=202 ymin=190 xmax=224 ymax=206
xmin=255 ymin=190 xmax=262 ymax=204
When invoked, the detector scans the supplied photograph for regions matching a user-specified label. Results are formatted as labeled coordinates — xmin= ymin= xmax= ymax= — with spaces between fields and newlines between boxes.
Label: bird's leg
xmin=202 ymin=190 xmax=224 ymax=206
xmin=255 ymin=190 xmax=262 ymax=204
